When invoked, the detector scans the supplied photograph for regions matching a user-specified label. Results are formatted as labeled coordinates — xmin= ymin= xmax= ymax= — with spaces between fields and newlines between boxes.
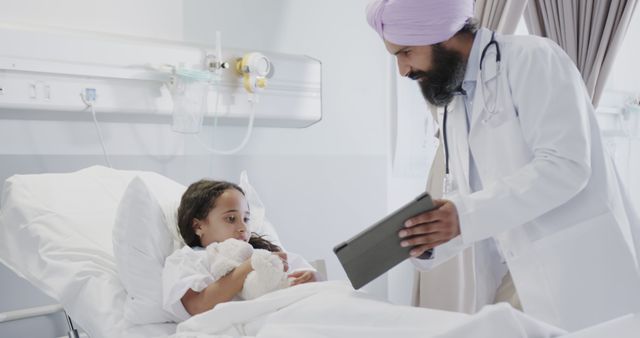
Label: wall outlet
xmin=84 ymin=88 xmax=97 ymax=102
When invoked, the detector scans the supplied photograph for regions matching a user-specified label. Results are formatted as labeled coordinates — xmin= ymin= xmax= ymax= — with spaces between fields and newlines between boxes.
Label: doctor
xmin=367 ymin=0 xmax=640 ymax=332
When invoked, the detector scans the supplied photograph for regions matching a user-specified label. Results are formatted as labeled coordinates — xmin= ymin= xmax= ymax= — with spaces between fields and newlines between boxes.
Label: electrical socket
xmin=84 ymin=88 xmax=97 ymax=102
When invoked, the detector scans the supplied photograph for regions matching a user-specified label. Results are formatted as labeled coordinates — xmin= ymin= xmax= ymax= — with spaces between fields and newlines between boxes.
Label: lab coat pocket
xmin=481 ymin=95 xmax=514 ymax=129
xmin=477 ymin=71 xmax=516 ymax=129
xmin=482 ymin=108 xmax=514 ymax=128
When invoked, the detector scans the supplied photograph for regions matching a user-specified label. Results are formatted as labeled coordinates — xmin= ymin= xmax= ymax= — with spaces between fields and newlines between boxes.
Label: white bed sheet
xmin=123 ymin=322 xmax=177 ymax=338
xmin=562 ymin=313 xmax=640 ymax=338
xmin=172 ymin=281 xmax=565 ymax=338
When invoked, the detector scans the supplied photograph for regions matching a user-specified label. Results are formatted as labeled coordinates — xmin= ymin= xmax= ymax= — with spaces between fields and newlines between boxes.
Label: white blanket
xmin=171 ymin=281 xmax=565 ymax=338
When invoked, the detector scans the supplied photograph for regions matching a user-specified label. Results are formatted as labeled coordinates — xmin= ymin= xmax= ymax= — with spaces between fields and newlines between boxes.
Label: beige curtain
xmin=524 ymin=0 xmax=639 ymax=107
xmin=476 ymin=0 xmax=528 ymax=32
xmin=411 ymin=0 xmax=528 ymax=313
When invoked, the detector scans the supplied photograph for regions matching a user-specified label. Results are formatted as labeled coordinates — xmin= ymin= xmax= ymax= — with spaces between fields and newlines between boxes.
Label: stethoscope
xmin=442 ymin=32 xmax=501 ymax=197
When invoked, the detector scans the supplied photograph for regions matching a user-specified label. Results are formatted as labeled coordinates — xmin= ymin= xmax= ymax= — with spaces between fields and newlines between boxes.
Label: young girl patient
xmin=162 ymin=180 xmax=317 ymax=321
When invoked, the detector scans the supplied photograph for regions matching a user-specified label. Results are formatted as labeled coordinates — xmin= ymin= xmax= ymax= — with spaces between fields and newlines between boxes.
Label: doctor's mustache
xmin=410 ymin=44 xmax=467 ymax=107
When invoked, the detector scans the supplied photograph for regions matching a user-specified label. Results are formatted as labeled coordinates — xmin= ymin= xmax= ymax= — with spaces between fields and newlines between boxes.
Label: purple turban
xmin=366 ymin=0 xmax=474 ymax=46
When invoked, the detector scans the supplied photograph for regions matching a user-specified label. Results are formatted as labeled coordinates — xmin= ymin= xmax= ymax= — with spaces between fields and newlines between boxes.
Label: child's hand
xmin=272 ymin=251 xmax=288 ymax=272
xmin=288 ymin=270 xmax=316 ymax=286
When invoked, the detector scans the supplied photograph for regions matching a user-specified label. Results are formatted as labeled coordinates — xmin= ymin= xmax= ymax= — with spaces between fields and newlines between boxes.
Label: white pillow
xmin=0 ymin=166 xmax=150 ymax=337
xmin=239 ymin=170 xmax=283 ymax=249
xmin=113 ymin=170 xmax=282 ymax=324
xmin=113 ymin=177 xmax=184 ymax=324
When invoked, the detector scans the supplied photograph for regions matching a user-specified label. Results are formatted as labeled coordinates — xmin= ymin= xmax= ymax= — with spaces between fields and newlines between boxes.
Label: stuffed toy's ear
xmin=207 ymin=238 xmax=254 ymax=280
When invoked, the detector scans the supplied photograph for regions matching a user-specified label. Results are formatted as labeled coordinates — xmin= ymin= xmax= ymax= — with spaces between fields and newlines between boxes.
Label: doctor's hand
xmin=399 ymin=199 xmax=460 ymax=257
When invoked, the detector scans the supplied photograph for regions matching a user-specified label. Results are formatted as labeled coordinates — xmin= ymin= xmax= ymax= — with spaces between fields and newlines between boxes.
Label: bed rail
xmin=0 ymin=304 xmax=81 ymax=338
xmin=0 ymin=304 xmax=63 ymax=322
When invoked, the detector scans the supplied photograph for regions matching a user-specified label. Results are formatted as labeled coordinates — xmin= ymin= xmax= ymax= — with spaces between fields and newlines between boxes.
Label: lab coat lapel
xmin=469 ymin=32 xmax=499 ymax=135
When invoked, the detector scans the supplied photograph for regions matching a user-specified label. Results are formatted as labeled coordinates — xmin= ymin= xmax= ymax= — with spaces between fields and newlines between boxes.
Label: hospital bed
xmin=0 ymin=166 xmax=187 ymax=337
xmin=0 ymin=166 xmax=633 ymax=338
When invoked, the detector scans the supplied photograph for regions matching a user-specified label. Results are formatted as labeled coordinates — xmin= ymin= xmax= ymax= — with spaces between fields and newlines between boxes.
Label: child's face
xmin=193 ymin=188 xmax=250 ymax=247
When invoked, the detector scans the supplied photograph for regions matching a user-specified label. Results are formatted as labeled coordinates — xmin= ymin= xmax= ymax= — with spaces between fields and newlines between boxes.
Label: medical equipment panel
xmin=0 ymin=23 xmax=321 ymax=128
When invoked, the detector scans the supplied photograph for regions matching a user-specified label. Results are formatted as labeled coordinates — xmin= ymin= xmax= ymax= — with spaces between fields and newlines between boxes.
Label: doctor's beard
xmin=409 ymin=43 xmax=467 ymax=107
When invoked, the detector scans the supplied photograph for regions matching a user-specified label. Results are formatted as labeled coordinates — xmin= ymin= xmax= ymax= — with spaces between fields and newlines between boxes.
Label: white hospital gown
xmin=162 ymin=245 xmax=317 ymax=322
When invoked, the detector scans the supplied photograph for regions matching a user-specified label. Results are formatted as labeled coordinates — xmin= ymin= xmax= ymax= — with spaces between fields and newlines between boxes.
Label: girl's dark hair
xmin=248 ymin=234 xmax=282 ymax=252
xmin=177 ymin=179 xmax=281 ymax=252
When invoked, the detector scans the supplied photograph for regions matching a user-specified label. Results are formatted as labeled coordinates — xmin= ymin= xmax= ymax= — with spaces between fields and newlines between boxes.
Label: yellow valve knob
xmin=236 ymin=58 xmax=242 ymax=74
xmin=256 ymin=77 xmax=267 ymax=89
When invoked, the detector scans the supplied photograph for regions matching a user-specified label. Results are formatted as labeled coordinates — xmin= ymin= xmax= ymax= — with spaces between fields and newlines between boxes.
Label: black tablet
xmin=333 ymin=191 xmax=435 ymax=289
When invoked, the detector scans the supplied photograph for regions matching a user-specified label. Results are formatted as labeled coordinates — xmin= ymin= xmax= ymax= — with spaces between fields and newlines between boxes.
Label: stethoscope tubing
xmin=442 ymin=31 xmax=500 ymax=176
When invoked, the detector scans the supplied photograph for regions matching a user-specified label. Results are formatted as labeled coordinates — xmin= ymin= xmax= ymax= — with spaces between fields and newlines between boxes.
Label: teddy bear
xmin=206 ymin=238 xmax=290 ymax=300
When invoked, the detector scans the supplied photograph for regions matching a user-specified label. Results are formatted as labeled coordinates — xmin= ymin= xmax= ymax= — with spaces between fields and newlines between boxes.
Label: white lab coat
xmin=412 ymin=30 xmax=640 ymax=331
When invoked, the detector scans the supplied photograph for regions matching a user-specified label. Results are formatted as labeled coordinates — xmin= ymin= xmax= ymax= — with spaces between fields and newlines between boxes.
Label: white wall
xmin=0 ymin=0 xmax=183 ymax=40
